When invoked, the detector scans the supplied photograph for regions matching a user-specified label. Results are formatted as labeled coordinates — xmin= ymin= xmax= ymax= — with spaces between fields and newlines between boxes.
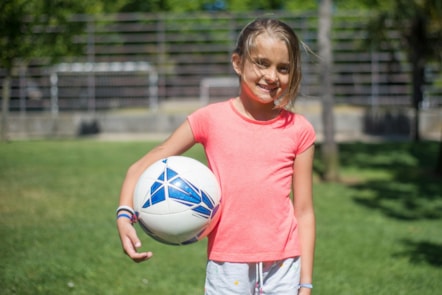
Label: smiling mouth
xmin=258 ymin=84 xmax=278 ymax=92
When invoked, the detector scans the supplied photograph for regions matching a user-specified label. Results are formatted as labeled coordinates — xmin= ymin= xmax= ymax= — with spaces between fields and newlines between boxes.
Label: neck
xmin=233 ymin=96 xmax=280 ymax=121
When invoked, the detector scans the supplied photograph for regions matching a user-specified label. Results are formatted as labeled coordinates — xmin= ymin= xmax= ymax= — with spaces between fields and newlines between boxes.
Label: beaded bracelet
xmin=116 ymin=205 xmax=135 ymax=216
xmin=117 ymin=213 xmax=132 ymax=221
xmin=298 ymin=283 xmax=313 ymax=289
xmin=116 ymin=212 xmax=138 ymax=224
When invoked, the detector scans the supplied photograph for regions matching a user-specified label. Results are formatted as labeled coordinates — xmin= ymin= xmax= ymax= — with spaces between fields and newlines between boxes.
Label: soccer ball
xmin=133 ymin=156 xmax=221 ymax=245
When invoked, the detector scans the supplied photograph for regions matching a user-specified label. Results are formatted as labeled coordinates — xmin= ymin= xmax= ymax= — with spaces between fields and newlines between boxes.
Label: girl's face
xmin=232 ymin=33 xmax=290 ymax=106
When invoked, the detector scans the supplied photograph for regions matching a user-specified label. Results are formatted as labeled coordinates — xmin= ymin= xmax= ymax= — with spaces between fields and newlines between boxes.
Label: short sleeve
xmin=187 ymin=106 xmax=211 ymax=144
xmin=294 ymin=115 xmax=316 ymax=155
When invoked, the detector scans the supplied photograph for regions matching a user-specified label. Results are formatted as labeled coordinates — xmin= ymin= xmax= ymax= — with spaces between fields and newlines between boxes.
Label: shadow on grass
xmin=339 ymin=141 xmax=442 ymax=220
xmin=394 ymin=239 xmax=442 ymax=268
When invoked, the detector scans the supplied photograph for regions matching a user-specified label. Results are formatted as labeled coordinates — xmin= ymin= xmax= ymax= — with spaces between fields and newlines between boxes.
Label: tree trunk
xmin=1 ymin=72 xmax=11 ymax=142
xmin=436 ymin=129 xmax=442 ymax=176
xmin=318 ymin=0 xmax=340 ymax=181
xmin=411 ymin=62 xmax=424 ymax=142
xmin=408 ymin=16 xmax=427 ymax=142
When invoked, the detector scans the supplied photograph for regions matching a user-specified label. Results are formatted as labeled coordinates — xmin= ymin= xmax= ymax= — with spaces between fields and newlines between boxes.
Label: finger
xmin=123 ymin=238 xmax=153 ymax=262
xmin=132 ymin=251 xmax=153 ymax=263
xmin=127 ymin=248 xmax=153 ymax=263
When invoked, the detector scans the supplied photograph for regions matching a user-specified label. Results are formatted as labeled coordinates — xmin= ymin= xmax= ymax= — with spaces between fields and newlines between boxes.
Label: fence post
xmin=370 ymin=48 xmax=379 ymax=111
xmin=87 ymin=16 xmax=96 ymax=114
xmin=156 ymin=15 xmax=166 ymax=101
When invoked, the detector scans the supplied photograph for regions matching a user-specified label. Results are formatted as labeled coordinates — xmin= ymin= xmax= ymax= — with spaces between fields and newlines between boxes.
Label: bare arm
xmin=293 ymin=145 xmax=315 ymax=294
xmin=117 ymin=120 xmax=196 ymax=262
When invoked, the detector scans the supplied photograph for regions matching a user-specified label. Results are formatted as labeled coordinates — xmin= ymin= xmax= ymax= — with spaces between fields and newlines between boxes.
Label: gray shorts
xmin=204 ymin=257 xmax=301 ymax=295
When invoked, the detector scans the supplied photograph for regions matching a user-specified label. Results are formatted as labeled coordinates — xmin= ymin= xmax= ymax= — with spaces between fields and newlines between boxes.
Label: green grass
xmin=0 ymin=140 xmax=441 ymax=294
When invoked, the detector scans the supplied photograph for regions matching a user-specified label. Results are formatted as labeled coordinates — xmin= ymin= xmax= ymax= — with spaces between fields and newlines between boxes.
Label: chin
xmin=255 ymin=97 xmax=277 ymax=105
xmin=257 ymin=92 xmax=280 ymax=103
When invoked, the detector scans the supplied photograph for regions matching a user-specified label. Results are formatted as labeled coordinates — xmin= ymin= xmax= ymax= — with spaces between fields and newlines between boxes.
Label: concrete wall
xmin=4 ymin=100 xmax=441 ymax=141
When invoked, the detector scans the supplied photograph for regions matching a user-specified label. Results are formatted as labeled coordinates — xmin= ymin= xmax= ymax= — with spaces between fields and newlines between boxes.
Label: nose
xmin=264 ymin=67 xmax=278 ymax=83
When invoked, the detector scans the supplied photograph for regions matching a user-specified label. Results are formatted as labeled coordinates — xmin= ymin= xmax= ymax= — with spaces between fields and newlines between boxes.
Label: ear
xmin=231 ymin=53 xmax=242 ymax=76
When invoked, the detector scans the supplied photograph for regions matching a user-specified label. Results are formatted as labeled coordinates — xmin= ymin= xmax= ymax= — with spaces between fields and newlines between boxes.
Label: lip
xmin=257 ymin=83 xmax=278 ymax=92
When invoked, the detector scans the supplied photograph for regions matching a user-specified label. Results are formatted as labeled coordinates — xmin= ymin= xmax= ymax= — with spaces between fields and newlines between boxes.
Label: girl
xmin=117 ymin=17 xmax=316 ymax=295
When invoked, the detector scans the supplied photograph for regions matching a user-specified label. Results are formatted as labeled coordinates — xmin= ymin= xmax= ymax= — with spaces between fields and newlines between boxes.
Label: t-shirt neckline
xmin=228 ymin=98 xmax=284 ymax=125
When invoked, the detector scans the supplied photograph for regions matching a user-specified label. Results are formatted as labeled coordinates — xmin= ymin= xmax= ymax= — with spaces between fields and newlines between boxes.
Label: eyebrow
xmin=252 ymin=56 xmax=290 ymax=66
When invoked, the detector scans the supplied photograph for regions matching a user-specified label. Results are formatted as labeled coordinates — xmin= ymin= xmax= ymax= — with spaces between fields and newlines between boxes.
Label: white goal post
xmin=50 ymin=61 xmax=158 ymax=114
xmin=199 ymin=76 xmax=238 ymax=105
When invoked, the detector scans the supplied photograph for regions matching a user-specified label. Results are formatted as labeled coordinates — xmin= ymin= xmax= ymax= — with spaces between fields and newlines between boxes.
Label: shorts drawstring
xmin=255 ymin=261 xmax=263 ymax=294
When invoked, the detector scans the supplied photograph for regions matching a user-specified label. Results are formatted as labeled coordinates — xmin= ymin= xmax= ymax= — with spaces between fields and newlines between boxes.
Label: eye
xmin=278 ymin=65 xmax=290 ymax=74
xmin=253 ymin=58 xmax=269 ymax=68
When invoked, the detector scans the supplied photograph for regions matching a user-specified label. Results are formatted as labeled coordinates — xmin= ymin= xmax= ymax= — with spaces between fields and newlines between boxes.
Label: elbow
xmin=295 ymin=206 xmax=315 ymax=223
xmin=126 ymin=160 xmax=146 ymax=181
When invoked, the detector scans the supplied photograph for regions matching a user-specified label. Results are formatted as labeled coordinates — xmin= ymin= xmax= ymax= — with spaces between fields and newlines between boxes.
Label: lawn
xmin=0 ymin=140 xmax=441 ymax=295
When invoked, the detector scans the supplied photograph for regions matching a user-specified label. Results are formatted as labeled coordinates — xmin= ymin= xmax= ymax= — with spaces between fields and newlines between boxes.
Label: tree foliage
xmin=363 ymin=0 xmax=441 ymax=141
xmin=364 ymin=0 xmax=441 ymax=63
xmin=0 ymin=0 xmax=99 ymax=69
xmin=0 ymin=0 xmax=98 ymax=141
xmin=108 ymin=0 xmax=318 ymax=13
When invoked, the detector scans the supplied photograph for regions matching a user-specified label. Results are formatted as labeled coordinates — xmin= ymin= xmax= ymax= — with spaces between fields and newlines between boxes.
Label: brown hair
xmin=233 ymin=18 xmax=302 ymax=108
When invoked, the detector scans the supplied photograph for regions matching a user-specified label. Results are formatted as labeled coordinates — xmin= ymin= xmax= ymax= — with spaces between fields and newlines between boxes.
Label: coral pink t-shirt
xmin=187 ymin=99 xmax=316 ymax=262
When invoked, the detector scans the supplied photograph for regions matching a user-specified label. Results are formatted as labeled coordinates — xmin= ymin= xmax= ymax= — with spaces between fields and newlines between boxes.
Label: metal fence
xmin=2 ymin=11 xmax=441 ymax=113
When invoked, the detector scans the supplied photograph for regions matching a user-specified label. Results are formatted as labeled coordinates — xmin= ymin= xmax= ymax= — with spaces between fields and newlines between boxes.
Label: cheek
xmin=249 ymin=67 xmax=267 ymax=83
xmin=279 ymin=76 xmax=290 ymax=89
xmin=241 ymin=61 xmax=260 ymax=78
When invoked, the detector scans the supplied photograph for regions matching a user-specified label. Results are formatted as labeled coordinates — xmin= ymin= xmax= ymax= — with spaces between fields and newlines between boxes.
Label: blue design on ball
xmin=142 ymin=159 xmax=218 ymax=220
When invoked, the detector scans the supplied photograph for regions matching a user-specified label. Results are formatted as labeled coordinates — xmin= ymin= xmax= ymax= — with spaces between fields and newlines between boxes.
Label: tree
xmin=111 ymin=0 xmax=320 ymax=13
xmin=318 ymin=0 xmax=340 ymax=181
xmin=0 ymin=0 xmax=95 ymax=141
xmin=437 ymin=129 xmax=442 ymax=176
xmin=364 ymin=0 xmax=442 ymax=142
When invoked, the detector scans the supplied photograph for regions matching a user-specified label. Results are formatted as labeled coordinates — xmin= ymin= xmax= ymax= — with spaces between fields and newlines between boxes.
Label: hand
xmin=117 ymin=218 xmax=152 ymax=263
